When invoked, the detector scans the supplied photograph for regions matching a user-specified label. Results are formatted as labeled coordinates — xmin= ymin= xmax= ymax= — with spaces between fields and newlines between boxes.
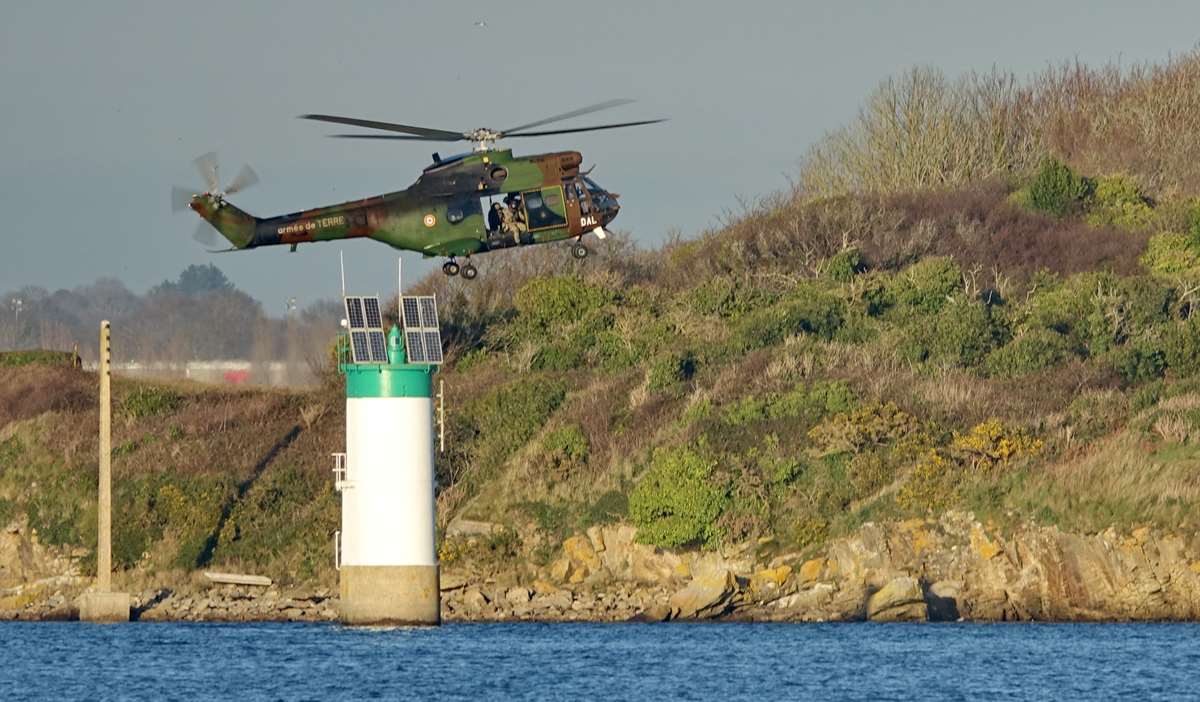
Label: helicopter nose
xmin=601 ymin=197 xmax=620 ymax=225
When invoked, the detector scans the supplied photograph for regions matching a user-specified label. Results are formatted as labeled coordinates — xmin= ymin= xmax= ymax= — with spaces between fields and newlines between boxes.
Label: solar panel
xmin=419 ymin=297 xmax=438 ymax=328
xmin=364 ymin=297 xmax=383 ymax=329
xmin=423 ymin=331 xmax=444 ymax=363
xmin=400 ymin=295 xmax=443 ymax=365
xmin=405 ymin=330 xmax=427 ymax=363
xmin=402 ymin=298 xmax=420 ymax=329
xmin=350 ymin=331 xmax=370 ymax=363
xmin=345 ymin=297 xmax=366 ymax=329
xmin=367 ymin=330 xmax=389 ymax=363
xmin=344 ymin=295 xmax=390 ymax=364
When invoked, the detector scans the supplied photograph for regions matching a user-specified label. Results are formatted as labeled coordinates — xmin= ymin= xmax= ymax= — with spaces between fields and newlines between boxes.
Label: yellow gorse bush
xmin=951 ymin=418 xmax=1043 ymax=471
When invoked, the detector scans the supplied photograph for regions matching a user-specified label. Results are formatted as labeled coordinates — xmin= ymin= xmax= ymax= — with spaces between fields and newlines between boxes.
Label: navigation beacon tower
xmin=334 ymin=292 xmax=444 ymax=625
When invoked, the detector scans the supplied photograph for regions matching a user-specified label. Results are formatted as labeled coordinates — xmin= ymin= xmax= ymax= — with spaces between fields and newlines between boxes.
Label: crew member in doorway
xmin=488 ymin=201 xmax=504 ymax=235
xmin=504 ymin=194 xmax=528 ymax=244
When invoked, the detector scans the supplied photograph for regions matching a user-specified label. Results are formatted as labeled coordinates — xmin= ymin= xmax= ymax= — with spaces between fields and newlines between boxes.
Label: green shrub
xmin=732 ymin=288 xmax=844 ymax=350
xmin=792 ymin=514 xmax=830 ymax=550
xmin=1085 ymin=174 xmax=1155 ymax=230
xmin=1023 ymin=158 xmax=1092 ymax=218
xmin=541 ymin=425 xmax=589 ymax=480
xmin=514 ymin=276 xmax=612 ymax=333
xmin=985 ymin=329 xmax=1073 ymax=377
xmin=519 ymin=500 xmax=571 ymax=536
xmin=630 ymin=444 xmax=728 ymax=549
xmin=825 ymin=248 xmax=864 ymax=282
xmin=1112 ymin=337 xmax=1167 ymax=384
xmin=888 ymin=257 xmax=962 ymax=314
xmin=531 ymin=342 xmax=585 ymax=371
xmin=1189 ymin=203 xmax=1200 ymax=244
xmin=122 ymin=386 xmax=181 ymax=419
xmin=1024 ymin=272 xmax=1135 ymax=355
xmin=896 ymin=451 xmax=960 ymax=513
xmin=580 ymin=490 xmax=629 ymax=527
xmin=1142 ymin=232 xmax=1200 ymax=278
xmin=646 ymin=351 xmax=696 ymax=392
xmin=1163 ymin=318 xmax=1200 ymax=377
xmin=530 ymin=309 xmax=615 ymax=371
xmin=848 ymin=451 xmax=896 ymax=498
xmin=688 ymin=277 xmax=776 ymax=318
xmin=902 ymin=299 xmax=1005 ymax=367
xmin=720 ymin=380 xmax=855 ymax=429
xmin=808 ymin=401 xmax=919 ymax=455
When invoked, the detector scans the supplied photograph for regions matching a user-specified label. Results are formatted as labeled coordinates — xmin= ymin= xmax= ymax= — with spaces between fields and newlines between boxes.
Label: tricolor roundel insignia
xmin=423 ymin=213 xmax=437 ymax=228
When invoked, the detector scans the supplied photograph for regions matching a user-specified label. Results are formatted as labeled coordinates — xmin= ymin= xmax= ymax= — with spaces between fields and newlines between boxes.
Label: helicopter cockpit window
xmin=522 ymin=187 xmax=567 ymax=230
xmin=572 ymin=180 xmax=592 ymax=214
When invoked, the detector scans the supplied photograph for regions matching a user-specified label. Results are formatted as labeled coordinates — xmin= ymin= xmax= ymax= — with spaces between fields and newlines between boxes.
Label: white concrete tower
xmin=336 ymin=299 xmax=441 ymax=626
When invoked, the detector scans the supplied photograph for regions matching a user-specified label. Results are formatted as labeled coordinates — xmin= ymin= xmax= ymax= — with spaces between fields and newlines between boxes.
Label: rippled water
xmin=3 ymin=622 xmax=1198 ymax=700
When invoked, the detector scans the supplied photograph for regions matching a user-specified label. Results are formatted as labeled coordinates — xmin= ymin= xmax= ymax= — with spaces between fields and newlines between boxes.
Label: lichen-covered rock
xmin=668 ymin=570 xmax=739 ymax=620
xmin=867 ymin=576 xmax=927 ymax=621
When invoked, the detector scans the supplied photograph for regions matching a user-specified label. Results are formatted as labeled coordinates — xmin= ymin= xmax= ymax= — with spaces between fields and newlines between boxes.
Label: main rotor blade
xmin=193 ymin=152 xmax=220 ymax=193
xmin=225 ymin=165 xmax=259 ymax=195
xmin=171 ymin=186 xmax=196 ymax=213
xmin=299 ymin=114 xmax=465 ymax=140
xmin=500 ymin=99 xmax=636 ymax=136
xmin=327 ymin=133 xmax=453 ymax=141
xmin=504 ymin=118 xmax=668 ymax=138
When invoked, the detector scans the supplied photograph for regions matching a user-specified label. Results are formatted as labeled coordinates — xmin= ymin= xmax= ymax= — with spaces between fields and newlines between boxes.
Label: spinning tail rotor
xmin=170 ymin=152 xmax=259 ymax=251
xmin=170 ymin=152 xmax=259 ymax=250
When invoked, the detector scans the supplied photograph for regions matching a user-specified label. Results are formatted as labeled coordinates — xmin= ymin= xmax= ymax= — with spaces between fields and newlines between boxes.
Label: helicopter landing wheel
xmin=442 ymin=261 xmax=460 ymax=276
xmin=570 ymin=242 xmax=590 ymax=260
xmin=461 ymin=263 xmax=478 ymax=280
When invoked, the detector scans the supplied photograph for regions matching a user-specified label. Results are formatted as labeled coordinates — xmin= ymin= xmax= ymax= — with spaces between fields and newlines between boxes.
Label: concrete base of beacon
xmin=339 ymin=565 xmax=440 ymax=626
xmin=78 ymin=590 xmax=130 ymax=623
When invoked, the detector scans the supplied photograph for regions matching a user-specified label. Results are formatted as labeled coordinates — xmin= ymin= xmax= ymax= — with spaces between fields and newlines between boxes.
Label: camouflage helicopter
xmin=171 ymin=99 xmax=664 ymax=279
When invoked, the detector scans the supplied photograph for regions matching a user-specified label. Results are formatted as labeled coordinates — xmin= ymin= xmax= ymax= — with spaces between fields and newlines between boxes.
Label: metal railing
xmin=332 ymin=452 xmax=349 ymax=490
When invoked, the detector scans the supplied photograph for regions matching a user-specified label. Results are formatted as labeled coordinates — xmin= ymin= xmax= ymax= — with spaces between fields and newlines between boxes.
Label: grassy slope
xmin=7 ymin=55 xmax=1200 ymax=581
xmin=0 ymin=364 xmax=342 ymax=587
xmin=2 ymin=176 xmax=1198 ymax=583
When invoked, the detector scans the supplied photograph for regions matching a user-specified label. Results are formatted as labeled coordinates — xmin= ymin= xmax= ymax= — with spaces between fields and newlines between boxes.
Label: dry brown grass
xmin=0 ymin=366 xmax=94 ymax=429
xmin=802 ymin=50 xmax=1200 ymax=199
xmin=1044 ymin=432 xmax=1200 ymax=511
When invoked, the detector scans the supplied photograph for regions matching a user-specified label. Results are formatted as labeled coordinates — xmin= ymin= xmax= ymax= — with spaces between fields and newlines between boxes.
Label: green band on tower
xmin=341 ymin=325 xmax=434 ymax=398
xmin=344 ymin=365 xmax=433 ymax=398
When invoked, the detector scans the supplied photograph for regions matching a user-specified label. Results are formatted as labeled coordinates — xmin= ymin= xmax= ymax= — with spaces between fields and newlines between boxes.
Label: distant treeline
xmin=0 ymin=264 xmax=340 ymax=364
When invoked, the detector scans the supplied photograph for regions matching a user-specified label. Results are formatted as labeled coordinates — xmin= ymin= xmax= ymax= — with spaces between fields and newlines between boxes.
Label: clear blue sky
xmin=2 ymin=1 xmax=1198 ymax=311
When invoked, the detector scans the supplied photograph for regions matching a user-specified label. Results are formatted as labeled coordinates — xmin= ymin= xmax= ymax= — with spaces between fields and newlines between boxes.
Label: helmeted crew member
xmin=504 ymin=194 xmax=528 ymax=245
xmin=499 ymin=199 xmax=517 ymax=242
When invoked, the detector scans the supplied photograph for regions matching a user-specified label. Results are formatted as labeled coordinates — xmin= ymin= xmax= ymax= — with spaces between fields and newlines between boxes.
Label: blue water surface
xmin=2 ymin=621 xmax=1198 ymax=701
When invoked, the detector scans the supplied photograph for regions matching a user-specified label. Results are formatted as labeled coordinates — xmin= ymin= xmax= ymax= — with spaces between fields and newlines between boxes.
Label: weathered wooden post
xmin=78 ymin=320 xmax=130 ymax=622
xmin=98 ymin=321 xmax=111 ymax=590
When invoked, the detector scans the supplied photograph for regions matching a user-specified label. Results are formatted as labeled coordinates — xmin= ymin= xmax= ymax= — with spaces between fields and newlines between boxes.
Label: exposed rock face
xmin=4 ymin=514 xmax=1199 ymax=623
xmin=866 ymin=577 xmax=927 ymax=622
xmin=667 ymin=570 xmax=740 ymax=620
xmin=767 ymin=513 xmax=1200 ymax=622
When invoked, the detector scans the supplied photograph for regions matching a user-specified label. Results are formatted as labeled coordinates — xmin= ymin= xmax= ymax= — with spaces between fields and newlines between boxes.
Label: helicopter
xmin=170 ymin=99 xmax=665 ymax=279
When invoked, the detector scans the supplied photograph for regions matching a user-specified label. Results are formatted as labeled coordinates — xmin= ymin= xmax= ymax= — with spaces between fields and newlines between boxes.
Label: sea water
xmin=2 ymin=621 xmax=1197 ymax=700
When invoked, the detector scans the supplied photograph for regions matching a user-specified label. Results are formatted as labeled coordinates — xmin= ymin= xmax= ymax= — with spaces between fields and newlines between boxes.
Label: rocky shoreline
xmin=5 ymin=513 xmax=1200 ymax=623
